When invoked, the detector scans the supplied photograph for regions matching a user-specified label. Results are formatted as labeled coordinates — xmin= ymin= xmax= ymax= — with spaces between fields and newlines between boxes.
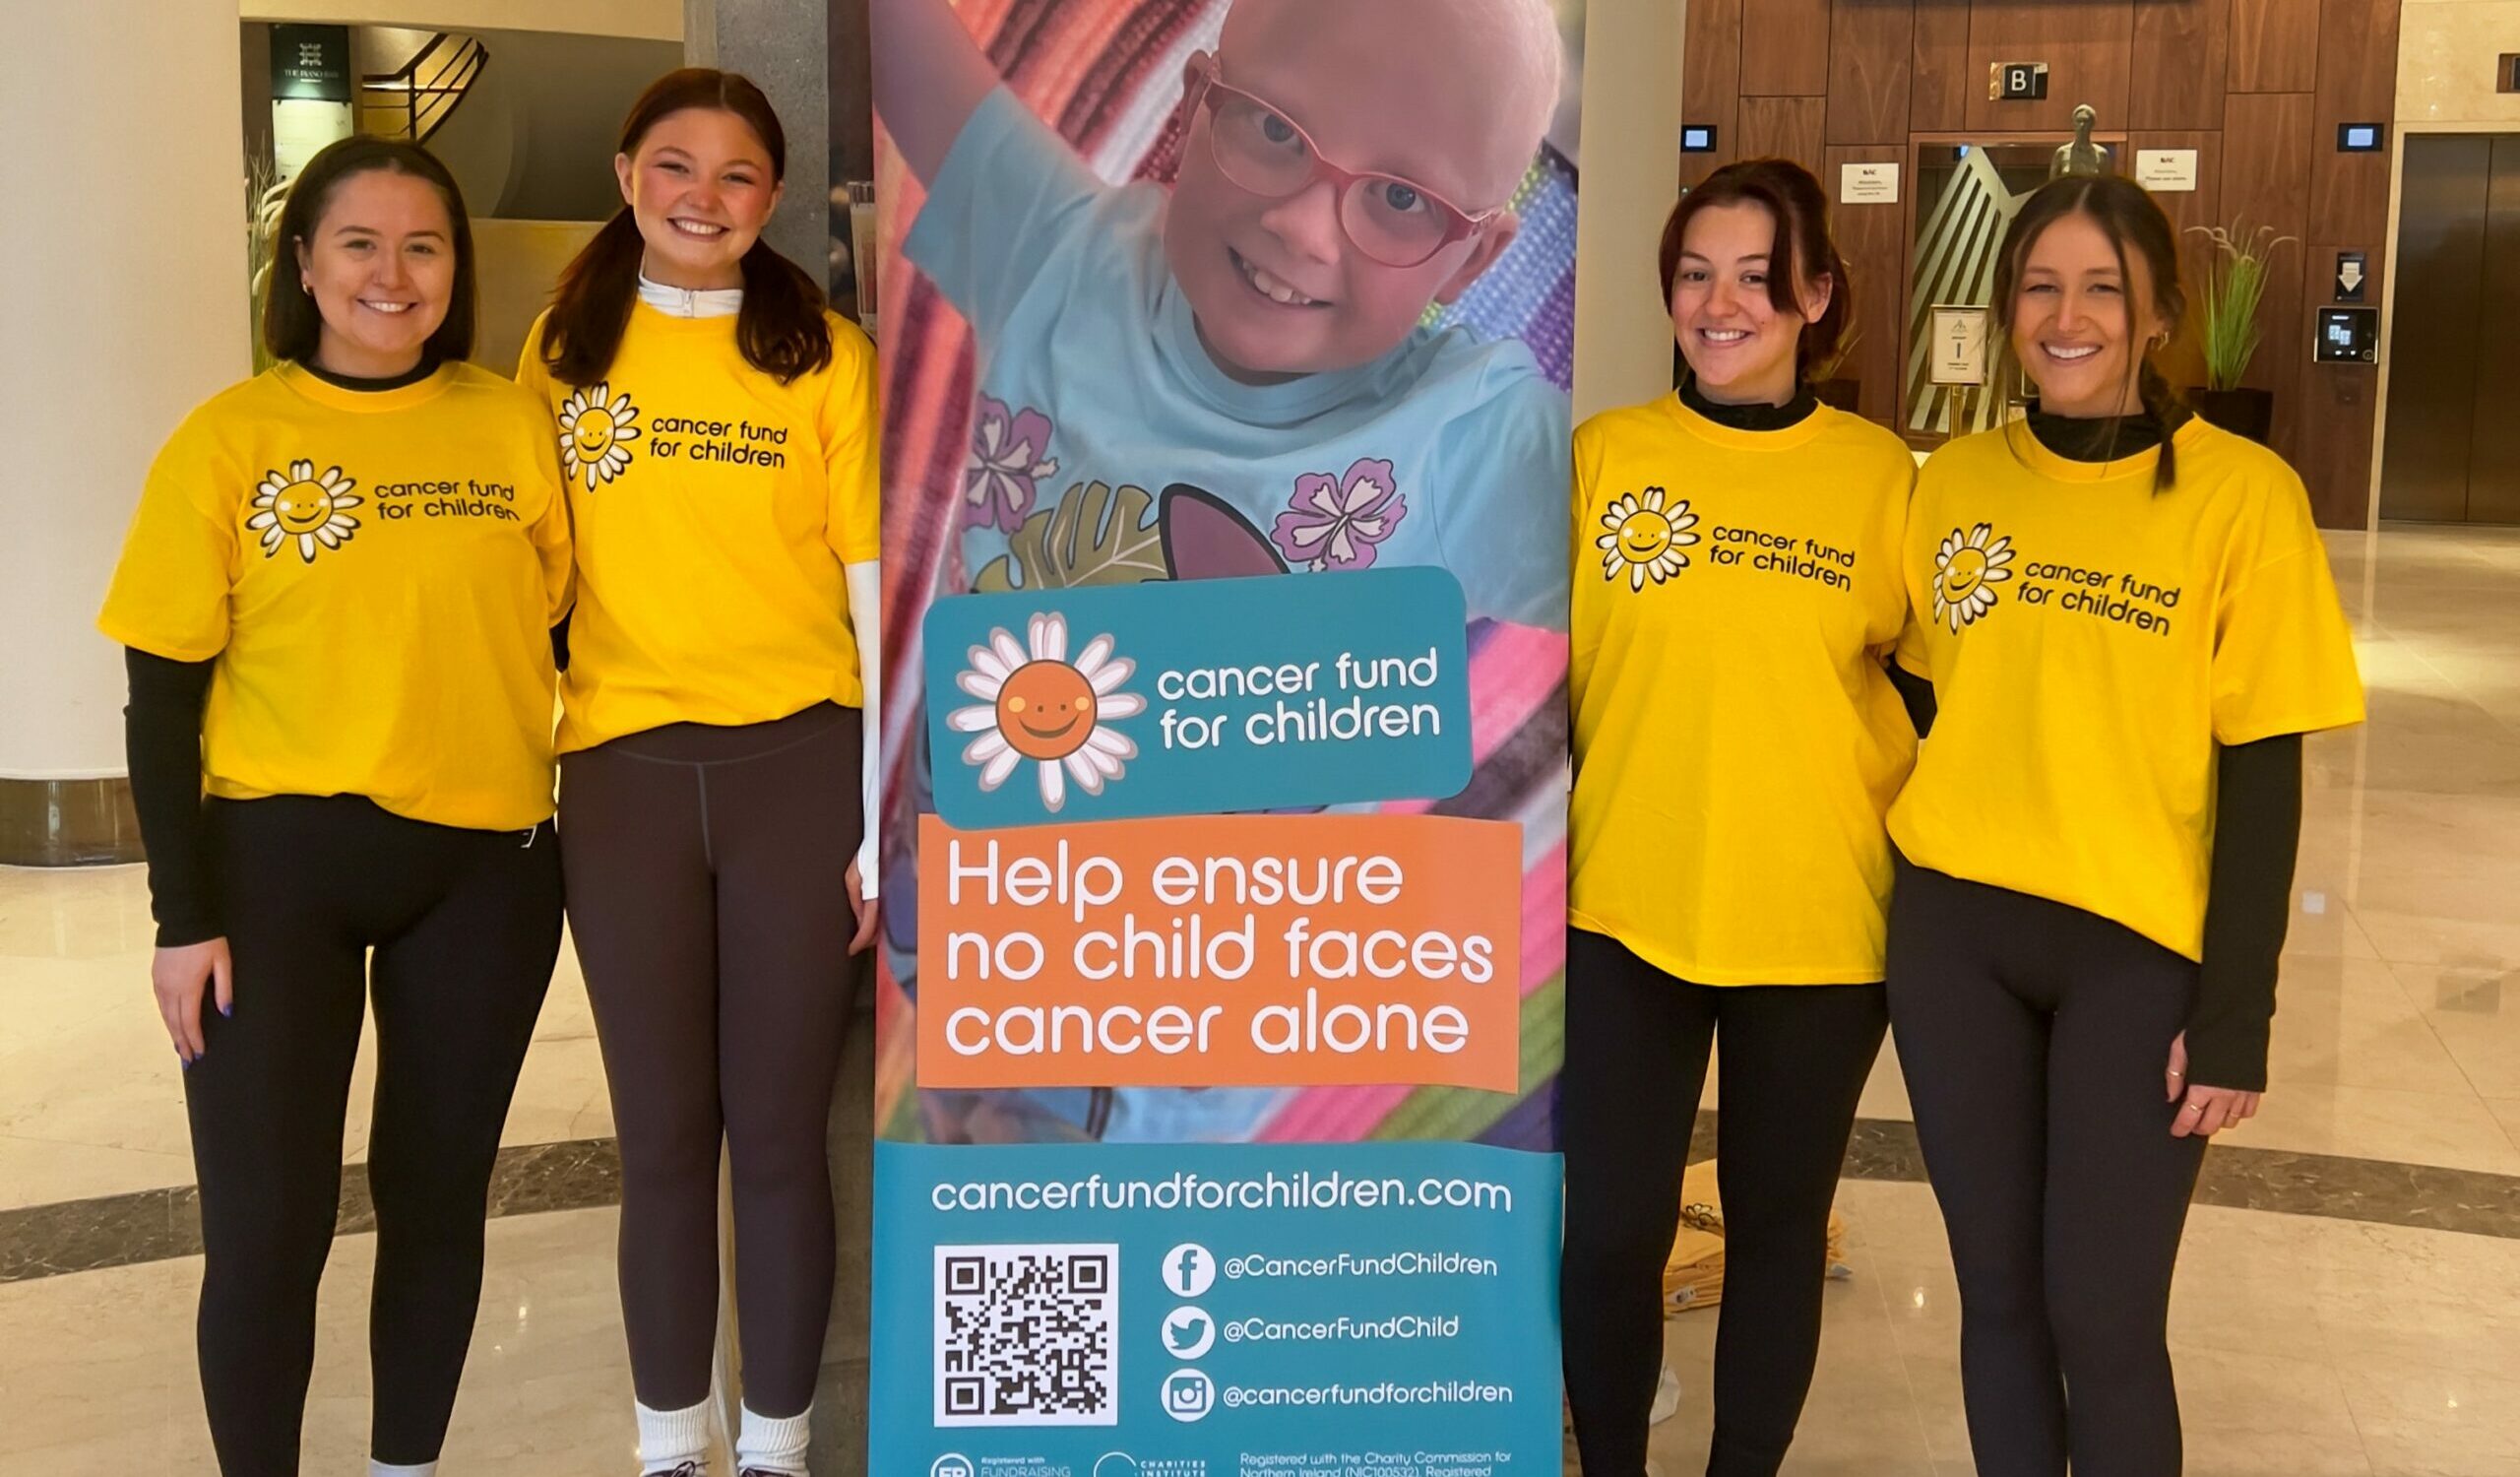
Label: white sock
xmin=371 ymin=1463 xmax=437 ymax=1477
xmin=734 ymin=1403 xmax=812 ymax=1474
xmin=636 ymin=1397 xmax=715 ymax=1469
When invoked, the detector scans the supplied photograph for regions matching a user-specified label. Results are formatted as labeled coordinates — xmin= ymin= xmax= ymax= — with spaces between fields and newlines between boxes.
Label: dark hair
xmin=1658 ymin=159 xmax=1851 ymax=382
xmin=538 ymin=68 xmax=832 ymax=386
xmin=264 ymin=137 xmax=476 ymax=367
xmin=1990 ymin=174 xmax=2189 ymax=489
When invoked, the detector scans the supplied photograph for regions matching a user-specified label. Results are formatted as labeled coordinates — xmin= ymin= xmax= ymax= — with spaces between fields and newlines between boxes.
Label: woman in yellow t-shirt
xmin=96 ymin=138 xmax=570 ymax=1474
xmin=512 ymin=69 xmax=879 ymax=1476
xmin=1887 ymin=175 xmax=2363 ymax=1475
xmin=1561 ymin=160 xmax=1922 ymax=1477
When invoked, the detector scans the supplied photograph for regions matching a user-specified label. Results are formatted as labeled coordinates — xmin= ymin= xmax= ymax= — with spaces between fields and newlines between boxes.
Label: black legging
xmin=1559 ymin=927 xmax=1889 ymax=1477
xmin=1885 ymin=857 xmax=2209 ymax=1477
xmin=187 ymin=796 xmax=560 ymax=1475
xmin=558 ymin=701 xmax=863 ymax=1419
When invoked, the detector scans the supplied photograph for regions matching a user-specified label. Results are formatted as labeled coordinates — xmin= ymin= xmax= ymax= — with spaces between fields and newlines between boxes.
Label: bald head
xmin=1216 ymin=0 xmax=1564 ymax=207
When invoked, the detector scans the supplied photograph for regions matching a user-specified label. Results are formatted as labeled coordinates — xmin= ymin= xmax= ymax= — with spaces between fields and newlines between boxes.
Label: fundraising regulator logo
xmin=949 ymin=612 xmax=1147 ymax=812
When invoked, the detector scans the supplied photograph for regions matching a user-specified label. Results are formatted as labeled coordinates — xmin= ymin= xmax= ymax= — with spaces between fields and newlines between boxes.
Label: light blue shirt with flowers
xmin=904 ymin=87 xmax=1569 ymax=627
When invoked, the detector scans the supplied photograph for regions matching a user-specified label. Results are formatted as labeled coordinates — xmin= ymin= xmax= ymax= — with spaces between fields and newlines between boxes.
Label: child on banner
xmin=871 ymin=0 xmax=1572 ymax=626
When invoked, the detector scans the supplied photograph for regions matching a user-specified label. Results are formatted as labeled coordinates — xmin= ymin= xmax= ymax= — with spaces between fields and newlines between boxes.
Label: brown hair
xmin=537 ymin=68 xmax=831 ymax=386
xmin=264 ymin=137 xmax=476 ymax=367
xmin=1658 ymin=159 xmax=1851 ymax=382
xmin=1990 ymin=174 xmax=2188 ymax=488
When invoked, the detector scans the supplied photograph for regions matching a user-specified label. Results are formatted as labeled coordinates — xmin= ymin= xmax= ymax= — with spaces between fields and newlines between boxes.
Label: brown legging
xmin=559 ymin=702 xmax=862 ymax=1417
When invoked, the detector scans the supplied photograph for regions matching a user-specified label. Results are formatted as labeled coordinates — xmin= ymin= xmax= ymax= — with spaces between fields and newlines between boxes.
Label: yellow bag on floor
xmin=1662 ymin=1159 xmax=1852 ymax=1315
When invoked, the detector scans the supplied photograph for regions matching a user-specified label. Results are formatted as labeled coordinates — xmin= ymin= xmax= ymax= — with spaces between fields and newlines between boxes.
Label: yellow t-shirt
xmin=1890 ymin=417 xmax=2365 ymax=959
xmin=515 ymin=304 xmax=881 ymax=754
xmin=97 ymin=362 xmax=571 ymax=830
xmin=1568 ymin=395 xmax=1920 ymax=985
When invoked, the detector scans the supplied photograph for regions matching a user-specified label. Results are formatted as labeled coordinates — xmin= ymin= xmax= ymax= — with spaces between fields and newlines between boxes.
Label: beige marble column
xmin=0 ymin=2 xmax=248 ymax=863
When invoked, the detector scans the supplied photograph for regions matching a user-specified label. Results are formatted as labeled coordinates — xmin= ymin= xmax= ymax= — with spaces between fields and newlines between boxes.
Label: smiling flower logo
xmin=1932 ymin=523 xmax=2015 ymax=630
xmin=948 ymin=612 xmax=1146 ymax=812
xmin=247 ymin=460 xmax=362 ymax=562
xmin=556 ymin=382 xmax=642 ymax=488
xmin=1598 ymin=486 xmax=1697 ymax=590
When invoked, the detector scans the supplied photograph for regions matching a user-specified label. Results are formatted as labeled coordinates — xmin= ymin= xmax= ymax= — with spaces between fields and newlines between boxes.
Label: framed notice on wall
xmin=1930 ymin=305 xmax=1989 ymax=386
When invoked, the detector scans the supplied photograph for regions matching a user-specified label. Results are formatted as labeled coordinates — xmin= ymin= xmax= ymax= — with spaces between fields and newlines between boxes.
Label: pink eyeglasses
xmin=1188 ymin=55 xmax=1501 ymax=269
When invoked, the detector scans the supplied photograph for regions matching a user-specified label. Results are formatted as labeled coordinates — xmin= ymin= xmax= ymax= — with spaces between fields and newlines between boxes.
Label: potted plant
xmin=2183 ymin=218 xmax=2297 ymax=444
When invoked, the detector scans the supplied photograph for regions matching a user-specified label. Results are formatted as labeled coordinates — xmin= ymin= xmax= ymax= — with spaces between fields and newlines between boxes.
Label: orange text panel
xmin=916 ymin=812 xmax=1522 ymax=1090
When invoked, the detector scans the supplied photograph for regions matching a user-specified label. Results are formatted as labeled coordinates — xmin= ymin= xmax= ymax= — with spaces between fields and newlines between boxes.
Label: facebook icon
xmin=1162 ymin=1243 xmax=1217 ymax=1298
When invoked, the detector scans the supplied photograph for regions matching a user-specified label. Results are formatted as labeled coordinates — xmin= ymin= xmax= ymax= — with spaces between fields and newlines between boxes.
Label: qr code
xmin=935 ymin=1243 xmax=1120 ymax=1427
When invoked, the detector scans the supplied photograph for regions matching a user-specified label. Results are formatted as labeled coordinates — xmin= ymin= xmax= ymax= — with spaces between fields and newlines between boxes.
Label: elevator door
xmin=2382 ymin=134 xmax=2520 ymax=524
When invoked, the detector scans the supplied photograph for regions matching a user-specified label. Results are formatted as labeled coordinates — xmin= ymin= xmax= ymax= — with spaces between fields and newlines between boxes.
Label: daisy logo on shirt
xmin=948 ymin=611 xmax=1148 ymax=813
xmin=247 ymin=460 xmax=362 ymax=562
xmin=1597 ymin=486 xmax=1698 ymax=591
xmin=555 ymin=382 xmax=642 ymax=488
xmin=1932 ymin=523 xmax=2016 ymax=630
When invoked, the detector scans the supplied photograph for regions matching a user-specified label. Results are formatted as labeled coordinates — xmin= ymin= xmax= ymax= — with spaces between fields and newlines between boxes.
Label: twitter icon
xmin=1161 ymin=1305 xmax=1216 ymax=1360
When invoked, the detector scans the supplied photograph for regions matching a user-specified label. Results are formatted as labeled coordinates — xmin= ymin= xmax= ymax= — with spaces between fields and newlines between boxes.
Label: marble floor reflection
xmin=3 ymin=524 xmax=2518 ymax=1473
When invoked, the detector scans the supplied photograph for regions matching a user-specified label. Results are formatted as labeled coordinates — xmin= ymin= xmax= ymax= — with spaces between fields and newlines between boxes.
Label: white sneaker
xmin=1649 ymin=1359 xmax=1681 ymax=1425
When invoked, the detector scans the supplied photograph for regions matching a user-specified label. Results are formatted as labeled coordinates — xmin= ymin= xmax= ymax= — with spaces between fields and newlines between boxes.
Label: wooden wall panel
xmin=2297 ymin=236 xmax=2387 ymax=525
xmin=2220 ymin=91 xmax=2313 ymax=448
xmin=1736 ymin=96 xmax=1830 ymax=174
xmin=1965 ymin=0 xmax=2135 ymax=133
xmin=1666 ymin=0 xmax=2397 ymax=524
xmin=2308 ymin=0 xmax=2399 ymax=247
xmin=1682 ymin=0 xmax=1746 ymax=188
xmin=2131 ymin=0 xmax=2232 ymax=129
xmin=2228 ymin=0 xmax=2321 ymax=92
xmin=1827 ymin=0 xmax=1915 ymax=144
xmin=2299 ymin=0 xmax=2396 ymax=529
xmin=2129 ymin=129 xmax=2228 ymax=390
xmin=1740 ymin=0 xmax=1834 ymax=96
xmin=1823 ymin=144 xmax=1911 ymax=422
xmin=1911 ymin=0 xmax=1974 ymax=131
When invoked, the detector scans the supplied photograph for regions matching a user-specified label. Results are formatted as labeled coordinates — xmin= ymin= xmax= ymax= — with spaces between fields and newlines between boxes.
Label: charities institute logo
xmin=1597 ymin=486 xmax=1698 ymax=590
xmin=555 ymin=382 xmax=642 ymax=488
xmin=248 ymin=460 xmax=361 ymax=562
xmin=1932 ymin=522 xmax=2016 ymax=629
xmin=949 ymin=612 xmax=1146 ymax=812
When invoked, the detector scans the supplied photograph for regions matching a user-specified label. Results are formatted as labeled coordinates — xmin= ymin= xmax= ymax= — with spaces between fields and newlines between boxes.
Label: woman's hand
xmin=154 ymin=938 xmax=232 ymax=1064
xmin=2166 ymin=1030 xmax=2260 ymax=1137
xmin=846 ymin=860 xmax=879 ymax=955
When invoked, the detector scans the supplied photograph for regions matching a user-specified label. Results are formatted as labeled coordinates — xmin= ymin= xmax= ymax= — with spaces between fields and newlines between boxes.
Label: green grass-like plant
xmin=2185 ymin=218 xmax=2298 ymax=392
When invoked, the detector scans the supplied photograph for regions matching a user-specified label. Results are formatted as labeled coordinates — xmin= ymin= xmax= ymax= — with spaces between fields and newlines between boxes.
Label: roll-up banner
xmin=866 ymin=2 xmax=1584 ymax=1471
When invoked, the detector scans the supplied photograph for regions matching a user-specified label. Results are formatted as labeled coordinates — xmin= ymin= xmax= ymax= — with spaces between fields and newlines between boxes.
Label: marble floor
xmin=2 ymin=523 xmax=2517 ymax=1474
